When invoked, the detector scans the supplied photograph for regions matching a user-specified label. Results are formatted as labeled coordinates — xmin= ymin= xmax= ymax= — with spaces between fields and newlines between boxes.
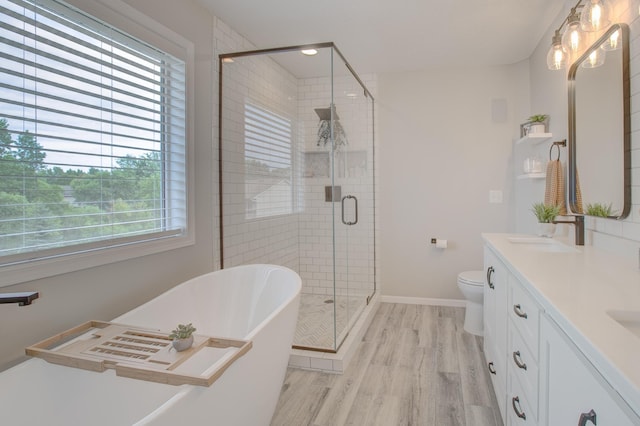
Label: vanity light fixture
xmin=547 ymin=0 xmax=614 ymax=71
xmin=580 ymin=0 xmax=610 ymax=32
xmin=301 ymin=49 xmax=318 ymax=56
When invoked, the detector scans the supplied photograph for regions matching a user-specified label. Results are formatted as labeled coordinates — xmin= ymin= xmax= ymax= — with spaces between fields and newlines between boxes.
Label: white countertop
xmin=482 ymin=233 xmax=640 ymax=413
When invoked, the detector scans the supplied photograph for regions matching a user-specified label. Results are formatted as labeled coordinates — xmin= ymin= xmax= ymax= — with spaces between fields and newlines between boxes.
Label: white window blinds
xmin=244 ymin=103 xmax=293 ymax=218
xmin=0 ymin=0 xmax=187 ymax=264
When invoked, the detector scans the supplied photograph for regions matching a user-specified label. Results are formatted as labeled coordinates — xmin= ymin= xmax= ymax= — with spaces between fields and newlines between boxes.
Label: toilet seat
xmin=458 ymin=270 xmax=484 ymax=287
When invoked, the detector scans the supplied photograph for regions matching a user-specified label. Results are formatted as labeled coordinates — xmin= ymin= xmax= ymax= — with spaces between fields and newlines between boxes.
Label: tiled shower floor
xmin=294 ymin=293 xmax=367 ymax=350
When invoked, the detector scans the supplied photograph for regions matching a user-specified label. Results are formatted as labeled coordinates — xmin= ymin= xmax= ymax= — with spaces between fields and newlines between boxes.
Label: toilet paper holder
xmin=430 ymin=238 xmax=448 ymax=248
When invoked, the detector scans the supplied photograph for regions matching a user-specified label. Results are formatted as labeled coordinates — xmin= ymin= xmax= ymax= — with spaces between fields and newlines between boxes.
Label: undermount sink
xmin=607 ymin=310 xmax=640 ymax=339
xmin=507 ymin=236 xmax=579 ymax=253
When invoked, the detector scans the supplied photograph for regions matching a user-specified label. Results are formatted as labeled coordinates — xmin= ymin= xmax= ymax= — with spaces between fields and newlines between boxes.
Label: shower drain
xmin=324 ymin=299 xmax=334 ymax=304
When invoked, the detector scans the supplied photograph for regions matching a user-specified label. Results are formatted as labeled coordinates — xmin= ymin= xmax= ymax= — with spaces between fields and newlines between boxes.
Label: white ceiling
xmin=196 ymin=0 xmax=564 ymax=74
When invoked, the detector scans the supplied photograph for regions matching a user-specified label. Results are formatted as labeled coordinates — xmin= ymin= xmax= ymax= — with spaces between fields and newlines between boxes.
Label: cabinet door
xmin=484 ymin=247 xmax=508 ymax=349
xmin=540 ymin=314 xmax=640 ymax=426
xmin=484 ymin=247 xmax=509 ymax=421
xmin=485 ymin=334 xmax=506 ymax=420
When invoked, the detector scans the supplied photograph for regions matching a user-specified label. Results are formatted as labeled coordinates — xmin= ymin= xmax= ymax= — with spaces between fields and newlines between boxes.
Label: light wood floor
xmin=271 ymin=303 xmax=503 ymax=426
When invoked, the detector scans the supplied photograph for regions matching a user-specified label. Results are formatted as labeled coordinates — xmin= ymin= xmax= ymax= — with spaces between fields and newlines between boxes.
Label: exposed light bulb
xmin=581 ymin=0 xmax=611 ymax=32
xmin=562 ymin=19 xmax=585 ymax=56
xmin=547 ymin=31 xmax=567 ymax=70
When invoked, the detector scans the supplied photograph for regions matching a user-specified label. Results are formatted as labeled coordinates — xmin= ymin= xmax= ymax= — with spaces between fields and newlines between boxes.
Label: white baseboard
xmin=380 ymin=295 xmax=466 ymax=308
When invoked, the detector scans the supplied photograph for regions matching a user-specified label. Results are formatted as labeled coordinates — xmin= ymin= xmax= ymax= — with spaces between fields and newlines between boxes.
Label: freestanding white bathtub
xmin=0 ymin=264 xmax=301 ymax=425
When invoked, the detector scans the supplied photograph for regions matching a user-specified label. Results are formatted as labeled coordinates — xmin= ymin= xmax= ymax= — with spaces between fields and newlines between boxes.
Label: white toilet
xmin=457 ymin=270 xmax=484 ymax=336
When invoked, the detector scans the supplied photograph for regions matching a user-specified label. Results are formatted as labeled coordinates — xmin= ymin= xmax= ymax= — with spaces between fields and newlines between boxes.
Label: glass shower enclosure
xmin=219 ymin=43 xmax=375 ymax=352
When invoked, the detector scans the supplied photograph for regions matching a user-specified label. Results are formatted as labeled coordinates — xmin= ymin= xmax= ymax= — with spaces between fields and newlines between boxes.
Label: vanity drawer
xmin=507 ymin=367 xmax=537 ymax=426
xmin=508 ymin=323 xmax=539 ymax=418
xmin=508 ymin=276 xmax=541 ymax=357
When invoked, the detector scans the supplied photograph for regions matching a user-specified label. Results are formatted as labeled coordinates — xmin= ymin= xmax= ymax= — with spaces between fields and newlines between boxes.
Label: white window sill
xmin=0 ymin=233 xmax=194 ymax=287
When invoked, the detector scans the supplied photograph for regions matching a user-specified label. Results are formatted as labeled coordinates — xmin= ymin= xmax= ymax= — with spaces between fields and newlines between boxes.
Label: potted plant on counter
xmin=169 ymin=322 xmax=196 ymax=352
xmin=527 ymin=114 xmax=548 ymax=134
xmin=532 ymin=202 xmax=561 ymax=237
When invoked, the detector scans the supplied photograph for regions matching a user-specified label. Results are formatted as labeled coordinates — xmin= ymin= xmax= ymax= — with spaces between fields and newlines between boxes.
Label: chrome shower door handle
xmin=341 ymin=195 xmax=358 ymax=225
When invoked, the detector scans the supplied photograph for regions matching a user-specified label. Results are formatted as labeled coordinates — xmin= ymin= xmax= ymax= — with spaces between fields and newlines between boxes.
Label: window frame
xmin=0 ymin=0 xmax=195 ymax=287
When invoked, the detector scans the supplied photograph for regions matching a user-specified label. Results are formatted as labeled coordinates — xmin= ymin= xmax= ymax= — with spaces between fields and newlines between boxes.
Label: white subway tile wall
xmin=220 ymin=52 xmax=300 ymax=270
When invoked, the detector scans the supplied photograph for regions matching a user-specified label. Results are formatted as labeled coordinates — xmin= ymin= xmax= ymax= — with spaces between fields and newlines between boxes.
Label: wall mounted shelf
xmin=515 ymin=133 xmax=553 ymax=145
xmin=517 ymin=173 xmax=546 ymax=180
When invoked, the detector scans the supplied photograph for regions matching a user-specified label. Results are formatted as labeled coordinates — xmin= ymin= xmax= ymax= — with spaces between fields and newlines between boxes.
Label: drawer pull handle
xmin=511 ymin=396 xmax=526 ymax=420
xmin=486 ymin=266 xmax=495 ymax=289
xmin=512 ymin=351 xmax=527 ymax=370
xmin=488 ymin=362 xmax=496 ymax=375
xmin=578 ymin=409 xmax=597 ymax=425
xmin=513 ymin=304 xmax=528 ymax=319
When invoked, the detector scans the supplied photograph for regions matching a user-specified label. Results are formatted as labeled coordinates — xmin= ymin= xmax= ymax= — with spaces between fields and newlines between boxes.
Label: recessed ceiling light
xmin=301 ymin=49 xmax=318 ymax=56
xmin=222 ymin=57 xmax=234 ymax=63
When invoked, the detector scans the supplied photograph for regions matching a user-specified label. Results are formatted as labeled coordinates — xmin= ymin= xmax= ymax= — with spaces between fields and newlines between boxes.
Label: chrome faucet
xmin=0 ymin=291 xmax=39 ymax=306
xmin=552 ymin=215 xmax=585 ymax=246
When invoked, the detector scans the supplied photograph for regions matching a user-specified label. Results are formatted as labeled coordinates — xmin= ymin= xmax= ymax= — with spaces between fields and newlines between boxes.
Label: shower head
xmin=314 ymin=105 xmax=339 ymax=121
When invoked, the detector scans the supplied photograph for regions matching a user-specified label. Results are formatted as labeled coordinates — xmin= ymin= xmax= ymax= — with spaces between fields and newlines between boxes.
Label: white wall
xmin=378 ymin=64 xmax=529 ymax=299
xmin=0 ymin=0 xmax=215 ymax=370
xmin=525 ymin=0 xmax=640 ymax=257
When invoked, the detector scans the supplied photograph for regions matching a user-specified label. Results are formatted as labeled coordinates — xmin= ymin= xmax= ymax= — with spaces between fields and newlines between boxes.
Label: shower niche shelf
xmin=25 ymin=320 xmax=252 ymax=387
xmin=303 ymin=150 xmax=367 ymax=178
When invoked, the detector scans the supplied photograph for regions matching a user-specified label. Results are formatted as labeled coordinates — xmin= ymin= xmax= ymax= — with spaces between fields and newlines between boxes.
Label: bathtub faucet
xmin=0 ymin=291 xmax=39 ymax=306
xmin=552 ymin=215 xmax=584 ymax=246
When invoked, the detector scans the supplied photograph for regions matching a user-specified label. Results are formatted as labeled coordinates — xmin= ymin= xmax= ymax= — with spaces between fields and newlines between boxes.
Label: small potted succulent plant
xmin=527 ymin=114 xmax=548 ymax=134
xmin=169 ymin=322 xmax=196 ymax=352
xmin=532 ymin=202 xmax=561 ymax=237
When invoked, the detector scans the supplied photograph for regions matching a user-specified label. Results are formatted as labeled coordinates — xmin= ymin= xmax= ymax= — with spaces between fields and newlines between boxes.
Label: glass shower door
xmin=331 ymin=50 xmax=376 ymax=351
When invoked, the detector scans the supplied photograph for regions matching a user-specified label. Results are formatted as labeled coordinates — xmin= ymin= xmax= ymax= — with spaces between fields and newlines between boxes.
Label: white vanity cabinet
xmin=540 ymin=314 xmax=640 ymax=426
xmin=483 ymin=246 xmax=509 ymax=420
xmin=482 ymin=235 xmax=640 ymax=426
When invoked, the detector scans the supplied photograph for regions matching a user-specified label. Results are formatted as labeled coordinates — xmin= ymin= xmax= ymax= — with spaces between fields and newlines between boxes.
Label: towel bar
xmin=549 ymin=139 xmax=566 ymax=161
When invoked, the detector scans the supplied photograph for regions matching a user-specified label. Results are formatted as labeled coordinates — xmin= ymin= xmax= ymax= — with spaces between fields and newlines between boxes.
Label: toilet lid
xmin=458 ymin=270 xmax=484 ymax=286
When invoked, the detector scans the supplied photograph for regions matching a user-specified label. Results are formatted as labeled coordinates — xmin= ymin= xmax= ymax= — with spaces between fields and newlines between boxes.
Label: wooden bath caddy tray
xmin=25 ymin=320 xmax=252 ymax=387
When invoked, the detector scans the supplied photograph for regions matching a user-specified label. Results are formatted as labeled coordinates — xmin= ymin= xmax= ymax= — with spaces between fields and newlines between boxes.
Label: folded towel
xmin=544 ymin=159 xmax=566 ymax=215
xmin=544 ymin=160 xmax=584 ymax=214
